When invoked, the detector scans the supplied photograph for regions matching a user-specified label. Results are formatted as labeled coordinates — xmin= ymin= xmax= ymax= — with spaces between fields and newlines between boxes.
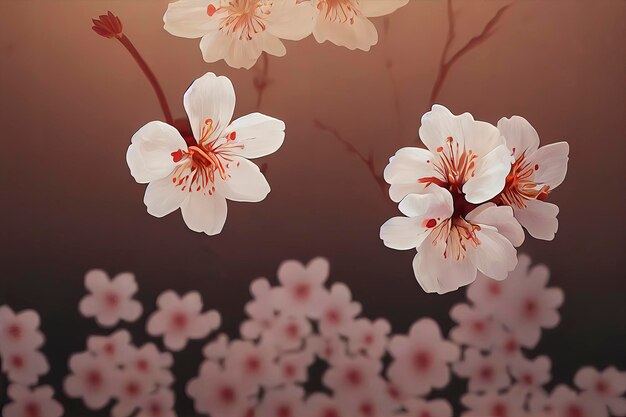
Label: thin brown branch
xmin=254 ymin=52 xmax=272 ymax=109
xmin=429 ymin=1 xmax=512 ymax=104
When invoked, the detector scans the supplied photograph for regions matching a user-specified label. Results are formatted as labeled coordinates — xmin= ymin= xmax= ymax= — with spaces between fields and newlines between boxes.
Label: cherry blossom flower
xmin=311 ymin=0 xmax=409 ymax=51
xmin=496 ymin=115 xmax=569 ymax=240
xmin=255 ymin=385 xmax=305 ymax=417
xmin=466 ymin=272 xmax=512 ymax=315
xmin=87 ymin=329 xmax=133 ymax=365
xmin=344 ymin=318 xmax=391 ymax=359
xmin=318 ymin=283 xmax=361 ymax=336
xmin=498 ymin=257 xmax=564 ymax=348
xmin=461 ymin=391 xmax=526 ymax=417
xmin=123 ymin=343 xmax=174 ymax=387
xmin=453 ymin=348 xmax=510 ymax=393
xmin=449 ymin=303 xmax=500 ymax=350
xmin=147 ymin=290 xmax=221 ymax=351
xmin=78 ymin=270 xmax=142 ymax=328
xmin=186 ymin=361 xmax=256 ymax=417
xmin=541 ymin=385 xmax=608 ymax=417
xmin=137 ymin=388 xmax=177 ymax=417
xmin=273 ymin=257 xmax=330 ymax=318
xmin=400 ymin=398 xmax=453 ymax=417
xmin=113 ymin=370 xmax=154 ymax=417
xmin=224 ymin=340 xmax=280 ymax=387
xmin=164 ymin=0 xmax=316 ymax=69
xmin=387 ymin=318 xmax=459 ymax=396
xmin=1 ymin=347 xmax=49 ymax=385
xmin=574 ymin=367 xmax=626 ymax=416
xmin=336 ymin=381 xmax=395 ymax=417
xmin=276 ymin=350 xmax=314 ymax=384
xmin=264 ymin=313 xmax=312 ymax=352
xmin=2 ymin=384 xmax=63 ymax=417
xmin=380 ymin=186 xmax=524 ymax=294
xmin=306 ymin=393 xmax=347 ymax=417
xmin=127 ymin=72 xmax=285 ymax=235
xmin=323 ymin=354 xmax=383 ymax=396
xmin=64 ymin=352 xmax=117 ymax=409
xmin=0 ymin=306 xmax=44 ymax=353
xmin=241 ymin=278 xmax=278 ymax=340
xmin=510 ymin=355 xmax=551 ymax=396
xmin=490 ymin=328 xmax=524 ymax=364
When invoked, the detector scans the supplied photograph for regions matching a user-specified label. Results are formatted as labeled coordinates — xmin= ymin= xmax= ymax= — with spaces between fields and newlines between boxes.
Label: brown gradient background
xmin=0 ymin=0 xmax=625 ymax=414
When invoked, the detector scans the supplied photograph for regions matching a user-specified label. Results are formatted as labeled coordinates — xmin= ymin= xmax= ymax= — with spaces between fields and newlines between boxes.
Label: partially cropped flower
xmin=449 ymin=303 xmax=500 ymax=350
xmin=0 ymin=306 xmax=44 ymax=353
xmin=344 ymin=318 xmax=391 ymax=359
xmin=541 ymin=385 xmax=608 ymax=417
xmin=241 ymin=278 xmax=278 ymax=340
xmin=78 ymin=270 xmax=142 ymax=328
xmin=400 ymin=398 xmax=453 ymax=417
xmin=317 ymin=283 xmax=361 ymax=336
xmin=255 ymin=385 xmax=305 ymax=417
xmin=124 ymin=343 xmax=174 ymax=387
xmin=306 ymin=393 xmax=346 ymax=417
xmin=510 ymin=355 xmax=551 ymax=396
xmin=87 ymin=330 xmax=133 ymax=365
xmin=574 ymin=367 xmax=626 ymax=416
xmin=273 ymin=257 xmax=330 ymax=318
xmin=137 ymin=388 xmax=176 ymax=417
xmin=387 ymin=318 xmax=460 ymax=396
xmin=453 ymin=348 xmax=510 ymax=393
xmin=113 ymin=370 xmax=154 ymax=417
xmin=1 ymin=347 xmax=49 ymax=385
xmin=224 ymin=340 xmax=280 ymax=387
xmin=380 ymin=186 xmax=524 ymax=294
xmin=64 ymin=352 xmax=117 ymax=409
xmin=2 ymin=384 xmax=63 ymax=417
xmin=323 ymin=354 xmax=383 ymax=396
xmin=461 ymin=391 xmax=526 ymax=417
xmin=127 ymin=72 xmax=285 ymax=235
xmin=264 ymin=313 xmax=312 ymax=352
xmin=164 ymin=0 xmax=316 ymax=69
xmin=146 ymin=290 xmax=221 ymax=351
xmin=311 ymin=0 xmax=409 ymax=51
xmin=336 ymin=380 xmax=395 ymax=417
xmin=496 ymin=116 xmax=569 ymax=240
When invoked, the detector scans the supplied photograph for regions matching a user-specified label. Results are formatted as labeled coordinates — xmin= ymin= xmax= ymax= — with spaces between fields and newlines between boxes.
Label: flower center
xmin=318 ymin=0 xmax=359 ymax=24
xmin=426 ymin=214 xmax=481 ymax=261
xmin=499 ymin=152 xmax=549 ymax=208
xmin=419 ymin=136 xmax=478 ymax=193
xmin=210 ymin=0 xmax=272 ymax=41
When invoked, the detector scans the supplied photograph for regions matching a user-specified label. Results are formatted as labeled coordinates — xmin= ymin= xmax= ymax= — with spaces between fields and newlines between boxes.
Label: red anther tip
xmin=92 ymin=11 xmax=123 ymax=39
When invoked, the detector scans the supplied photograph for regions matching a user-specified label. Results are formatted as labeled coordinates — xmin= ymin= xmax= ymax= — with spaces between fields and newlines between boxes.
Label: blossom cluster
xmin=163 ymin=0 xmax=410 ymax=69
xmin=381 ymin=105 xmax=570 ymax=294
xmin=0 ymin=306 xmax=64 ymax=417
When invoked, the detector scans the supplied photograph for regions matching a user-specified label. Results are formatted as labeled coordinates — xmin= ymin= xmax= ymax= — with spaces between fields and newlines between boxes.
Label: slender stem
xmin=255 ymin=52 xmax=270 ymax=109
xmin=116 ymin=34 xmax=174 ymax=125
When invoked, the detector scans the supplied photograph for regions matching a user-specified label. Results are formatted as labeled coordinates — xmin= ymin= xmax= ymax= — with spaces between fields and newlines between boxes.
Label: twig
xmin=254 ymin=52 xmax=272 ymax=109
xmin=382 ymin=17 xmax=403 ymax=138
xmin=429 ymin=0 xmax=512 ymax=104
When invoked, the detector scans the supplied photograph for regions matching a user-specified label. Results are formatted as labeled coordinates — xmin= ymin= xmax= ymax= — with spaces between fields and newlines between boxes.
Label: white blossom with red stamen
xmin=0 ymin=306 xmax=44 ymax=353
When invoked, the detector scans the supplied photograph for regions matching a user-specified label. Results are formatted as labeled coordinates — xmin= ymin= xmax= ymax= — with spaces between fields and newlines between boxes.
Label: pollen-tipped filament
xmin=318 ymin=0 xmax=358 ymax=24
xmin=499 ymin=153 xmax=549 ymax=208
xmin=210 ymin=0 xmax=273 ymax=41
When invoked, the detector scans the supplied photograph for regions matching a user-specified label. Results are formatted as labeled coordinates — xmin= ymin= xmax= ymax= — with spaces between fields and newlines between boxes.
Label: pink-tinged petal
xmin=380 ymin=216 xmax=429 ymax=250
xmin=313 ymin=14 xmax=378 ymax=51
xmin=384 ymin=147 xmax=437 ymax=202
xmin=121 ymin=301 xmax=143 ymax=322
xmin=127 ymin=121 xmax=187 ymax=184
xmin=184 ymin=72 xmax=235 ymax=142
xmin=531 ymin=141 xmax=569 ymax=189
xmin=277 ymin=260 xmax=307 ymax=286
xmin=85 ymin=269 xmax=110 ymax=293
xmin=147 ymin=312 xmax=167 ymax=336
xmin=7 ymin=384 xmax=29 ymax=401
xmin=466 ymin=204 xmax=525 ymax=247
xmin=199 ymin=30 xmax=233 ymax=64
xmin=182 ymin=292 xmax=203 ymax=314
xmin=214 ymin=157 xmax=270 ymax=202
xmin=463 ymin=144 xmax=512 ymax=204
xmin=413 ymin=242 xmax=478 ymax=294
xmin=164 ymin=333 xmax=187 ymax=351
xmin=260 ymin=32 xmax=287 ymax=57
xmin=398 ymin=186 xmax=454 ymax=219
xmin=157 ymin=291 xmax=180 ymax=309
xmin=163 ymin=0 xmax=218 ymax=39
xmin=78 ymin=296 xmax=98 ymax=317
xmin=359 ymin=0 xmax=409 ymax=17
xmin=111 ymin=273 xmax=138 ymax=296
xmin=180 ymin=192 xmax=228 ymax=235
xmin=144 ymin=174 xmax=188 ymax=218
xmin=307 ymin=257 xmax=330 ymax=285
xmin=514 ymin=199 xmax=559 ymax=241
xmin=223 ymin=113 xmax=285 ymax=159
xmin=497 ymin=116 xmax=540 ymax=158
xmin=574 ymin=367 xmax=598 ymax=389
xmin=266 ymin=0 xmax=316 ymax=40
xmin=467 ymin=226 xmax=518 ymax=280
xmin=608 ymin=398 xmax=626 ymax=416
xmin=18 ymin=310 xmax=40 ymax=330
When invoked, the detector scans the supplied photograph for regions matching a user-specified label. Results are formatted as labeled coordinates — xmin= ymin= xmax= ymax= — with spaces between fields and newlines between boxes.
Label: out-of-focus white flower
xmin=124 ymin=343 xmax=174 ymax=387
xmin=510 ymin=355 xmax=551 ymax=396
xmin=344 ymin=318 xmax=391 ymax=359
xmin=264 ymin=314 xmax=312 ymax=352
xmin=2 ymin=384 xmax=63 ymax=417
xmin=497 ymin=115 xmax=569 ymax=240
xmin=466 ymin=272 xmax=511 ymax=315
xmin=306 ymin=393 xmax=346 ymax=417
xmin=127 ymin=72 xmax=285 ymax=235
xmin=449 ymin=303 xmax=500 ymax=350
xmin=323 ymin=354 xmax=383 ymax=396
xmin=203 ymin=333 xmax=231 ymax=361
xmin=453 ymin=348 xmax=510 ymax=393
xmin=146 ymin=290 xmax=221 ymax=351
xmin=0 ymin=306 xmax=44 ymax=353
xmin=224 ymin=340 xmax=280 ymax=387
xmin=1 ymin=347 xmax=49 ymax=385
xmin=87 ymin=330 xmax=133 ymax=365
xmin=255 ymin=385 xmax=305 ymax=417
xmin=112 ymin=370 xmax=153 ymax=417
xmin=336 ymin=380 xmax=395 ymax=417
xmin=241 ymin=278 xmax=278 ymax=340
xmin=276 ymin=350 xmax=314 ymax=384
xmin=318 ymin=283 xmax=361 ymax=336
xmin=164 ymin=0 xmax=317 ymax=69
xmin=574 ymin=367 xmax=626 ymax=416
xmin=541 ymin=385 xmax=608 ymax=417
xmin=311 ymin=0 xmax=409 ymax=51
xmin=186 ymin=360 xmax=256 ymax=417
xmin=461 ymin=391 xmax=526 ymax=417
xmin=400 ymin=398 xmax=453 ymax=417
xmin=491 ymin=328 xmax=524 ymax=364
xmin=387 ymin=318 xmax=459 ymax=396
xmin=64 ymin=352 xmax=117 ymax=409
xmin=273 ymin=257 xmax=330 ymax=318
xmin=137 ymin=388 xmax=177 ymax=417
xmin=78 ymin=270 xmax=142 ymax=328
xmin=498 ymin=257 xmax=564 ymax=348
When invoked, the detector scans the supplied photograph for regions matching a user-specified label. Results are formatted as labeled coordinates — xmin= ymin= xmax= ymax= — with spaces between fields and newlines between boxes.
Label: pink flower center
xmin=149 ymin=402 xmax=163 ymax=416
xmin=345 ymin=368 xmax=363 ymax=386
xmin=479 ymin=365 xmax=494 ymax=382
xmin=522 ymin=298 xmax=538 ymax=318
xmin=170 ymin=312 xmax=188 ymax=330
xmin=125 ymin=381 xmax=141 ymax=397
xmin=565 ymin=405 xmax=584 ymax=417
xmin=522 ymin=373 xmax=534 ymax=385
xmin=293 ymin=283 xmax=311 ymax=301
xmin=7 ymin=324 xmax=22 ymax=340
xmin=499 ymin=151 xmax=549 ymax=208
xmin=86 ymin=370 xmax=103 ymax=389
xmin=488 ymin=281 xmax=502 ymax=295
xmin=103 ymin=343 xmax=115 ymax=355
xmin=412 ymin=350 xmax=432 ymax=371
xmin=491 ymin=403 xmax=507 ymax=417
xmin=104 ymin=291 xmax=120 ymax=308
xmin=323 ymin=409 xmax=340 ymax=417
xmin=595 ymin=379 xmax=609 ymax=394
xmin=472 ymin=320 xmax=486 ymax=333
xmin=359 ymin=401 xmax=374 ymax=416
xmin=277 ymin=405 xmax=292 ymax=417
xmin=283 ymin=363 xmax=296 ymax=378
xmin=24 ymin=402 xmax=41 ymax=417
xmin=10 ymin=354 xmax=24 ymax=369
xmin=136 ymin=359 xmax=149 ymax=372
xmin=325 ymin=308 xmax=341 ymax=325
xmin=219 ymin=386 xmax=236 ymax=404
xmin=285 ymin=322 xmax=300 ymax=339
xmin=363 ymin=333 xmax=374 ymax=346
xmin=245 ymin=356 xmax=261 ymax=373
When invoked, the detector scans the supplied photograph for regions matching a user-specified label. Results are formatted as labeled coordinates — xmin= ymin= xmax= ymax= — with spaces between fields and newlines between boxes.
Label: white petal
xmin=260 ymin=32 xmax=287 ymax=58
xmin=127 ymin=121 xmax=187 ymax=184
xmin=413 ymin=242 xmax=477 ymax=294
xmin=497 ymin=116 xmax=540 ymax=158
xmin=215 ymin=157 xmax=270 ymax=202
xmin=266 ymin=0 xmax=316 ymax=40
xmin=184 ymin=72 xmax=235 ymax=142
xmin=514 ymin=199 xmax=559 ymax=241
xmin=163 ymin=0 xmax=217 ymax=39
xmin=359 ymin=0 xmax=409 ymax=17
xmin=531 ymin=142 xmax=569 ymax=189
xmin=144 ymin=175 xmax=188 ymax=218
xmin=463 ymin=144 xmax=512 ymax=203
xmin=180 ymin=191 xmax=228 ymax=235
xmin=384 ymin=147 xmax=437 ymax=202
xmin=466 ymin=204 xmax=525 ymax=247
xmin=313 ymin=14 xmax=378 ymax=51
xmin=398 ymin=186 xmax=453 ymax=219
xmin=380 ymin=217 xmax=428 ymax=250
xmin=85 ymin=269 xmax=111 ymax=293
xmin=389 ymin=183 xmax=427 ymax=203
xmin=223 ymin=113 xmax=285 ymax=159
xmin=467 ymin=227 xmax=518 ymax=280
xmin=199 ymin=30 xmax=234 ymax=64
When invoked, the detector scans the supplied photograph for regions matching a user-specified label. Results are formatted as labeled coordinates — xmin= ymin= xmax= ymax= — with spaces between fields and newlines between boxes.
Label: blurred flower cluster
xmin=381 ymin=105 xmax=570 ymax=294
xmin=163 ymin=0 xmax=410 ymax=69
